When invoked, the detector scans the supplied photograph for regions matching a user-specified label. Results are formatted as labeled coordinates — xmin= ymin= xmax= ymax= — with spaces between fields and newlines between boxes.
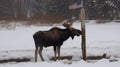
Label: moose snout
xmin=77 ymin=30 xmax=81 ymax=36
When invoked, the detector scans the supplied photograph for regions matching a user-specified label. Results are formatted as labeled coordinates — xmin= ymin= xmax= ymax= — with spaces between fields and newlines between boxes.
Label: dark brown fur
xmin=33 ymin=27 xmax=81 ymax=62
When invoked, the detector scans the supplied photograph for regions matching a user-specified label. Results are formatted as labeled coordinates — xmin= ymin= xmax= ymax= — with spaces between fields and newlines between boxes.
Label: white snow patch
xmin=0 ymin=21 xmax=120 ymax=67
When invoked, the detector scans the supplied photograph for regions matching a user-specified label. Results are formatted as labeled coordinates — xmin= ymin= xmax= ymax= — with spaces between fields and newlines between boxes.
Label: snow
xmin=0 ymin=21 xmax=120 ymax=67
xmin=1 ymin=59 xmax=120 ymax=67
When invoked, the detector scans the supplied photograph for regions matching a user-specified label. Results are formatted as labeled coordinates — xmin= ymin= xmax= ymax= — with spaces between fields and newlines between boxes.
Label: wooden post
xmin=80 ymin=7 xmax=86 ymax=60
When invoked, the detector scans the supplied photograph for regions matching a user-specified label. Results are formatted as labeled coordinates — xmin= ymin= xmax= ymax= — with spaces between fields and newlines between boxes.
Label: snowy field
xmin=0 ymin=21 xmax=120 ymax=67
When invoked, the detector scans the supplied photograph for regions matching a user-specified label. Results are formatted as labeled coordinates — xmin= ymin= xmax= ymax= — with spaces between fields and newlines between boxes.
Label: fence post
xmin=80 ymin=7 xmax=86 ymax=61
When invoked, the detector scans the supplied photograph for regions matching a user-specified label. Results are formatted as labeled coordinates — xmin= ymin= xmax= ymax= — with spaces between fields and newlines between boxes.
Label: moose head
xmin=62 ymin=20 xmax=81 ymax=39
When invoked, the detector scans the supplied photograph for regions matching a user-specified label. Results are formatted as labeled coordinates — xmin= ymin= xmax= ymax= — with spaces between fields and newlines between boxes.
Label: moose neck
xmin=61 ymin=29 xmax=71 ymax=41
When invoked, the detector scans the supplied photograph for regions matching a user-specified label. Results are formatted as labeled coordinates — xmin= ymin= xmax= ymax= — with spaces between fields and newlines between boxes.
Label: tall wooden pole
xmin=80 ymin=7 xmax=86 ymax=61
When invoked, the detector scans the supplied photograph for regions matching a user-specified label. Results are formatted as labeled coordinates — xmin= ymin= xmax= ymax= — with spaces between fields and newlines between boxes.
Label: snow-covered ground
xmin=0 ymin=21 xmax=120 ymax=67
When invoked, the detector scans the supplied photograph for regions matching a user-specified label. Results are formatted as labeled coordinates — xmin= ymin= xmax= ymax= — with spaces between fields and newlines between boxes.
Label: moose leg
xmin=53 ymin=46 xmax=57 ymax=61
xmin=35 ymin=47 xmax=38 ymax=62
xmin=57 ymin=46 xmax=61 ymax=60
xmin=38 ymin=46 xmax=44 ymax=61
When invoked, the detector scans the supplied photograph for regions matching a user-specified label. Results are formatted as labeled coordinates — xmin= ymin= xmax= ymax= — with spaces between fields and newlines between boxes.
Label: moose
xmin=33 ymin=20 xmax=81 ymax=62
